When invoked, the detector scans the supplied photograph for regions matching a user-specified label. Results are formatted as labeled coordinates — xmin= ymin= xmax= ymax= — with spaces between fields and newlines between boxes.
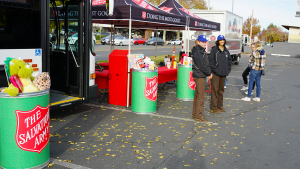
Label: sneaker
xmin=252 ymin=97 xmax=260 ymax=102
xmin=245 ymin=90 xmax=254 ymax=95
xmin=241 ymin=85 xmax=248 ymax=91
xmin=224 ymin=86 xmax=227 ymax=89
xmin=241 ymin=97 xmax=251 ymax=101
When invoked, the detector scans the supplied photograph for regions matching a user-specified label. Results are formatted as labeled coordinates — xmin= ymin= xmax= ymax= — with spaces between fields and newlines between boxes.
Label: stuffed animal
xmin=33 ymin=72 xmax=51 ymax=91
xmin=3 ymin=57 xmax=39 ymax=97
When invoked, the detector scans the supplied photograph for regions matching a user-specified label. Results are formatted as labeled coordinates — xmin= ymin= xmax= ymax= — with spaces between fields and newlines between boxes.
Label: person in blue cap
xmin=191 ymin=35 xmax=212 ymax=122
xmin=208 ymin=35 xmax=232 ymax=114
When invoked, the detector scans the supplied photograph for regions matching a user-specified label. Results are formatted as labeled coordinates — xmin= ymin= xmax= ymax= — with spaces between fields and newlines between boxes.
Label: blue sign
xmin=35 ymin=49 xmax=41 ymax=56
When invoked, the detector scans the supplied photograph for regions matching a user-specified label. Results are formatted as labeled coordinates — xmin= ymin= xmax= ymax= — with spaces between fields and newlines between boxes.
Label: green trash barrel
xmin=0 ymin=90 xmax=50 ymax=169
xmin=131 ymin=69 xmax=158 ymax=114
xmin=177 ymin=65 xmax=195 ymax=101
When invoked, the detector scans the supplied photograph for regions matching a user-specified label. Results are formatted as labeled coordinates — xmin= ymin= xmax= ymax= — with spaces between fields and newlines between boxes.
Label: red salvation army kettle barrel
xmin=0 ymin=89 xmax=50 ymax=169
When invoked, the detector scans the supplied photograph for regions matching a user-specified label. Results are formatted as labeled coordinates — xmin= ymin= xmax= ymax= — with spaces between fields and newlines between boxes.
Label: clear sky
xmin=209 ymin=0 xmax=298 ymax=31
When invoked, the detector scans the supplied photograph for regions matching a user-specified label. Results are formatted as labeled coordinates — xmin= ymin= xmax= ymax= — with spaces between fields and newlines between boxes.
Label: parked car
xmin=111 ymin=37 xmax=134 ymax=46
xmin=147 ymin=38 xmax=165 ymax=46
xmin=68 ymin=33 xmax=96 ymax=45
xmin=101 ymin=35 xmax=123 ymax=45
xmin=166 ymin=39 xmax=181 ymax=45
xmin=133 ymin=37 xmax=147 ymax=45
xmin=95 ymin=32 xmax=111 ymax=37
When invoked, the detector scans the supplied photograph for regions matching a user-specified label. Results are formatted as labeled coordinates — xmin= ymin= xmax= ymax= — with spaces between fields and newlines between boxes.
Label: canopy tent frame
xmin=91 ymin=0 xmax=220 ymax=107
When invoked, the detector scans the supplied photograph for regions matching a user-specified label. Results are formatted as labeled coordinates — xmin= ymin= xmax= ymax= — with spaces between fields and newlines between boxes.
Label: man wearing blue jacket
xmin=192 ymin=35 xmax=212 ymax=122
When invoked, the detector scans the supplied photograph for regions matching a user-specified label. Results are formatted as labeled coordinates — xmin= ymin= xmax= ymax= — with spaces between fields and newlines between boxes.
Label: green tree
xmin=267 ymin=23 xmax=277 ymax=29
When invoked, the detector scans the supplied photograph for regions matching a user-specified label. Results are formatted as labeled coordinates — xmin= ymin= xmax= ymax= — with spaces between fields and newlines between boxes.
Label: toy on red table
xmin=9 ymin=74 xmax=23 ymax=93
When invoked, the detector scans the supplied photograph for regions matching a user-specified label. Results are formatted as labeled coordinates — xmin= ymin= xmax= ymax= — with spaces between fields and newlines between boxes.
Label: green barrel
xmin=0 ymin=90 xmax=50 ymax=169
xmin=131 ymin=69 xmax=158 ymax=114
xmin=177 ymin=65 xmax=195 ymax=101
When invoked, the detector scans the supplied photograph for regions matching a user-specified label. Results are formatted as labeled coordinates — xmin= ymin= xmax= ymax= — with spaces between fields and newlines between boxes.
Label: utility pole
xmin=232 ymin=0 xmax=234 ymax=12
xmin=208 ymin=0 xmax=210 ymax=10
xmin=249 ymin=9 xmax=254 ymax=46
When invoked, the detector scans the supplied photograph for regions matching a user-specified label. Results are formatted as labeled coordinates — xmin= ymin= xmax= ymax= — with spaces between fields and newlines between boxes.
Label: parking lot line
xmin=205 ymin=96 xmax=241 ymax=101
xmin=86 ymin=104 xmax=217 ymax=124
xmin=87 ymin=104 xmax=132 ymax=112
xmin=147 ymin=114 xmax=218 ymax=125
xmin=271 ymin=54 xmax=290 ymax=57
xmin=226 ymin=84 xmax=244 ymax=87
xmin=228 ymin=76 xmax=272 ymax=80
xmin=159 ymin=91 xmax=241 ymax=101
xmin=51 ymin=158 xmax=92 ymax=169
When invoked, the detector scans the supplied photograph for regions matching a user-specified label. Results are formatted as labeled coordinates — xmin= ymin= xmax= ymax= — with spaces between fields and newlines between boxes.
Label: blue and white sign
xmin=35 ymin=49 xmax=41 ymax=56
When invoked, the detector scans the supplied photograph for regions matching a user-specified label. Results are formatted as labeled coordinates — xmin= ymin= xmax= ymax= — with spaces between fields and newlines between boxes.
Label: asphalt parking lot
xmin=48 ymin=54 xmax=300 ymax=169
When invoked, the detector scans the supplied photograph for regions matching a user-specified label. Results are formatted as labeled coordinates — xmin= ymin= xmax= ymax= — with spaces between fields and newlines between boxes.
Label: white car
xmin=112 ymin=37 xmax=134 ymax=46
xmin=167 ymin=39 xmax=181 ymax=45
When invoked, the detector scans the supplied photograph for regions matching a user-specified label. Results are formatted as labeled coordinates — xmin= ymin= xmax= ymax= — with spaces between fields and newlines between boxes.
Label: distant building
xmin=282 ymin=25 xmax=300 ymax=43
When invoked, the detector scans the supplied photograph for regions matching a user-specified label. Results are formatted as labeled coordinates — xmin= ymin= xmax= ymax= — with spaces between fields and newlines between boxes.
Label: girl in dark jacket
xmin=191 ymin=35 xmax=212 ymax=122
xmin=208 ymin=35 xmax=232 ymax=114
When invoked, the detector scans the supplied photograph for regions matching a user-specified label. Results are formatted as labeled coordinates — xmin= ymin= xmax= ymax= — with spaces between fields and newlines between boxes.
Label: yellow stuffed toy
xmin=4 ymin=57 xmax=39 ymax=97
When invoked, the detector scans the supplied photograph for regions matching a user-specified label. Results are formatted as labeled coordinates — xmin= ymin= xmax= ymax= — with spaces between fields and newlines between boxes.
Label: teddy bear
xmin=3 ymin=57 xmax=40 ymax=97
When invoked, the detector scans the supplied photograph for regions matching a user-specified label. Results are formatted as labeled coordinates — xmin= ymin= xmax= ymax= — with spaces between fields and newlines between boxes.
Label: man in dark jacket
xmin=209 ymin=35 xmax=232 ymax=113
xmin=191 ymin=35 xmax=212 ymax=122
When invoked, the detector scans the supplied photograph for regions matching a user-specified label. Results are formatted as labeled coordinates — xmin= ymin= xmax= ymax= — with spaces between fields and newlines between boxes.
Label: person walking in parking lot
xmin=192 ymin=35 xmax=212 ymax=122
xmin=242 ymin=42 xmax=266 ymax=102
xmin=241 ymin=43 xmax=256 ymax=95
xmin=209 ymin=35 xmax=232 ymax=113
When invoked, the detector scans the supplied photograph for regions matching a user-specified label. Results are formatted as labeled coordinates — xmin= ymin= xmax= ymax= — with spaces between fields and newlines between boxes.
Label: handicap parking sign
xmin=35 ymin=49 xmax=41 ymax=56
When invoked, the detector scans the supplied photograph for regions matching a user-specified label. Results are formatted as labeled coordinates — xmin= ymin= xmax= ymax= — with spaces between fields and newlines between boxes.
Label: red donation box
xmin=109 ymin=50 xmax=132 ymax=106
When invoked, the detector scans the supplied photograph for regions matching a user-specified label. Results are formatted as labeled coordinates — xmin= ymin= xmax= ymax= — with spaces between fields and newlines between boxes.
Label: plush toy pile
xmin=2 ymin=57 xmax=51 ymax=97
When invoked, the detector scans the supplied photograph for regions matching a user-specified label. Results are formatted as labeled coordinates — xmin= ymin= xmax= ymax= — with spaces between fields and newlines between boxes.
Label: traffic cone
xmin=172 ymin=46 xmax=175 ymax=66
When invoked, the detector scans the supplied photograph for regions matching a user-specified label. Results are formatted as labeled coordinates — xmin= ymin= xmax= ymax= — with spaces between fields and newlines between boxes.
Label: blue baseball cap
xmin=196 ymin=35 xmax=208 ymax=42
xmin=217 ymin=35 xmax=225 ymax=41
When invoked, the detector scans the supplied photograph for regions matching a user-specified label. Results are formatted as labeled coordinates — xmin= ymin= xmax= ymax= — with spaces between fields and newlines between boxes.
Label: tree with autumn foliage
xmin=259 ymin=23 xmax=288 ymax=43
xmin=242 ymin=16 xmax=261 ymax=39
xmin=147 ymin=0 xmax=209 ymax=9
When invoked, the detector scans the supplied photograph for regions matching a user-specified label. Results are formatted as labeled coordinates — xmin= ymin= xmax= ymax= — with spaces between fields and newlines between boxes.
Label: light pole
xmin=207 ymin=0 xmax=210 ymax=10
xmin=232 ymin=0 xmax=234 ymax=13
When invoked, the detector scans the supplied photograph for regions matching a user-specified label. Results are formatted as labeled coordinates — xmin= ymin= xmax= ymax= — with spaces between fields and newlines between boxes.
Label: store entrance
xmin=49 ymin=0 xmax=84 ymax=107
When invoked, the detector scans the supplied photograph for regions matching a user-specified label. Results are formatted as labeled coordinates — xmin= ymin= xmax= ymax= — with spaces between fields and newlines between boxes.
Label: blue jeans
xmin=224 ymin=77 xmax=227 ymax=86
xmin=247 ymin=69 xmax=261 ymax=98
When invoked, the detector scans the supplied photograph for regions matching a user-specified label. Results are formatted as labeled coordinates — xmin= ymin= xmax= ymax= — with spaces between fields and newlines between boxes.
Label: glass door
xmin=49 ymin=0 xmax=83 ymax=97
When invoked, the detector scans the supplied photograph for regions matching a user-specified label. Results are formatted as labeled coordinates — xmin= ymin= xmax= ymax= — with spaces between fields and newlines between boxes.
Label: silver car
xmin=111 ymin=37 xmax=133 ymax=46
xmin=101 ymin=35 xmax=123 ymax=45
